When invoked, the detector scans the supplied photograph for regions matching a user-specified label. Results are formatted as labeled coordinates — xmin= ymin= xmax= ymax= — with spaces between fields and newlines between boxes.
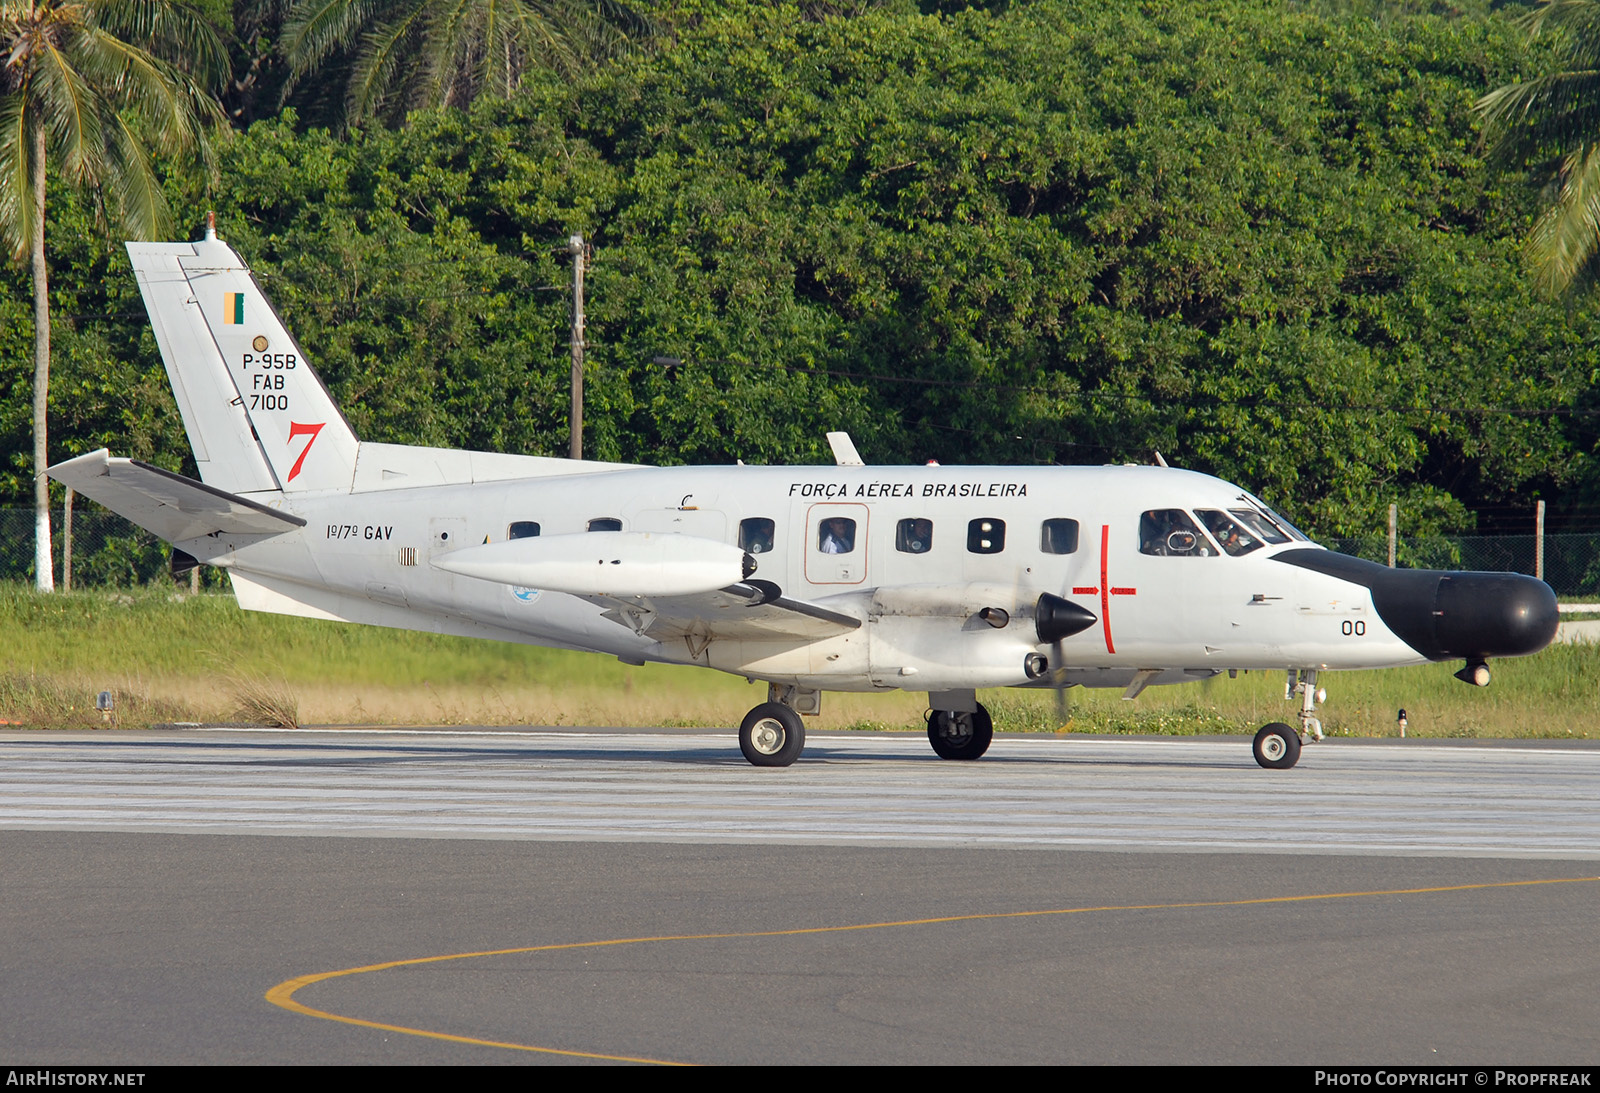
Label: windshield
xmin=1196 ymin=509 xmax=1265 ymax=556
xmin=1238 ymin=494 xmax=1309 ymax=542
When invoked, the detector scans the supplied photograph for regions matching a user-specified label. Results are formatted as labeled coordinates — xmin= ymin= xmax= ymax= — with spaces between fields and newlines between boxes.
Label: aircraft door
xmin=805 ymin=503 xmax=869 ymax=585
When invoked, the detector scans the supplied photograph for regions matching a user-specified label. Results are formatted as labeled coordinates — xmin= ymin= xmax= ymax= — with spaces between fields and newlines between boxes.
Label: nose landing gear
xmin=1252 ymin=668 xmax=1325 ymax=770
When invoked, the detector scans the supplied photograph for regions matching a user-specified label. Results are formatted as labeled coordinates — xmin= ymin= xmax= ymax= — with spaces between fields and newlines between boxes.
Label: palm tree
xmin=280 ymin=0 xmax=651 ymax=128
xmin=0 ymin=0 xmax=226 ymax=590
xmin=1478 ymin=0 xmax=1600 ymax=296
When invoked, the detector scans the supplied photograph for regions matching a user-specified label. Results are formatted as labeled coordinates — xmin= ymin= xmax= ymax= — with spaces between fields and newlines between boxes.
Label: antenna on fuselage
xmin=1154 ymin=450 xmax=1169 ymax=468
xmin=827 ymin=432 xmax=865 ymax=466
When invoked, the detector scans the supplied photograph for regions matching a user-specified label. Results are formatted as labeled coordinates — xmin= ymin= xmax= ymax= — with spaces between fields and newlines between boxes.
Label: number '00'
xmin=1341 ymin=620 xmax=1366 ymax=636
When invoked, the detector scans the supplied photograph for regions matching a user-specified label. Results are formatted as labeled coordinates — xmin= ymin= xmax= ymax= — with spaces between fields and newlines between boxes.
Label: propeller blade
xmin=1051 ymin=639 xmax=1070 ymax=727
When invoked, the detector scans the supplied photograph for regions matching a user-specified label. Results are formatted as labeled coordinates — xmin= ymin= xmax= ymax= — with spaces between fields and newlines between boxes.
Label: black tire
xmin=927 ymin=703 xmax=994 ymax=760
xmin=739 ymin=702 xmax=805 ymax=767
xmin=1252 ymin=722 xmax=1301 ymax=770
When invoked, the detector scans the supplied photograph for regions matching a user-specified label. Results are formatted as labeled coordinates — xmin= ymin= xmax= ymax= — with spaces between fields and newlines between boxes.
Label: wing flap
xmin=47 ymin=449 xmax=305 ymax=543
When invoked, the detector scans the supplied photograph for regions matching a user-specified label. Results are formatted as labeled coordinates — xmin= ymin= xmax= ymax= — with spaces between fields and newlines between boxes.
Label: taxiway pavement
xmin=3 ymin=728 xmax=1597 ymax=1064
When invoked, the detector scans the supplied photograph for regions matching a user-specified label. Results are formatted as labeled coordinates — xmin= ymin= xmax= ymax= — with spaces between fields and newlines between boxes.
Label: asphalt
xmin=2 ymin=729 xmax=1597 ymax=1065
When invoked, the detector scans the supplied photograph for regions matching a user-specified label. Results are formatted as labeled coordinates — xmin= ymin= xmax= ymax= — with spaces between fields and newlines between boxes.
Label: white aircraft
xmin=49 ymin=225 xmax=1559 ymax=769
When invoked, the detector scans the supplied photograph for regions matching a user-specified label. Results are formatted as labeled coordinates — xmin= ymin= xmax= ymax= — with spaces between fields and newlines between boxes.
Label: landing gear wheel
xmin=1253 ymin=722 xmax=1301 ymax=770
xmin=739 ymin=702 xmax=805 ymax=767
xmin=927 ymin=703 xmax=994 ymax=760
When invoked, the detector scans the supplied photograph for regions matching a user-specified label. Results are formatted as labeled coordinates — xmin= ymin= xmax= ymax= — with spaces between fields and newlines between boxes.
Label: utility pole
xmin=569 ymin=233 xmax=586 ymax=461
xmin=1536 ymin=499 xmax=1546 ymax=582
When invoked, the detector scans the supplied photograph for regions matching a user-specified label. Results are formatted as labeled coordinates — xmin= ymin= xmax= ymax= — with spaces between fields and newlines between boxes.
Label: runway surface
xmin=3 ymin=728 xmax=1599 ymax=1064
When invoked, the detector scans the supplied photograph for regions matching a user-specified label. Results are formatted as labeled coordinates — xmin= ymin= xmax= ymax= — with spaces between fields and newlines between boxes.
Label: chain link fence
xmin=0 ymin=507 xmax=200 ymax=588
xmin=5 ymin=508 xmax=1600 ymax=595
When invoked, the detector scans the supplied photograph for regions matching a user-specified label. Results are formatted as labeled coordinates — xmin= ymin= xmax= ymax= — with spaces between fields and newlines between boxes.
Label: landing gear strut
xmin=927 ymin=703 xmax=994 ymax=760
xmin=1252 ymin=669 xmax=1324 ymax=770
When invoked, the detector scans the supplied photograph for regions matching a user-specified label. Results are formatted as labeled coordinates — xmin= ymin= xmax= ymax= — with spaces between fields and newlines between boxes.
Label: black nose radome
xmin=1036 ymin=593 xmax=1098 ymax=645
xmin=1273 ymin=550 xmax=1559 ymax=661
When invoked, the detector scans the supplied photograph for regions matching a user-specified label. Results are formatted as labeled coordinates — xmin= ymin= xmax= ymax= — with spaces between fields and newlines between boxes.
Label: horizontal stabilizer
xmin=47 ymin=449 xmax=305 ymax=543
xmin=431 ymin=531 xmax=755 ymax=598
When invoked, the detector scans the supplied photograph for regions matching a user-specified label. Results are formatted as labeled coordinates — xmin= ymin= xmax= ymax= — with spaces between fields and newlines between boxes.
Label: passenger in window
xmin=819 ymin=517 xmax=856 ymax=554
xmin=739 ymin=518 xmax=775 ymax=554
xmin=897 ymin=518 xmax=932 ymax=554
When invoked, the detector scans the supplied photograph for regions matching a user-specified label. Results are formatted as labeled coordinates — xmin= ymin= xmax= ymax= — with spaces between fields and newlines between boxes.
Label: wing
xmin=47 ymin=449 xmax=306 ymax=543
xmin=432 ymin=533 xmax=863 ymax=644
xmin=598 ymin=580 xmax=862 ymax=643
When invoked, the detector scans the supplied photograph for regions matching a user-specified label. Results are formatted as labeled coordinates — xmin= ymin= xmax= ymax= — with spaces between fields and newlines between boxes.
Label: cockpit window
xmin=1196 ymin=510 xmax=1264 ymax=556
xmin=1239 ymin=494 xmax=1309 ymax=541
xmin=1139 ymin=510 xmax=1216 ymax=557
xmin=1227 ymin=508 xmax=1291 ymax=546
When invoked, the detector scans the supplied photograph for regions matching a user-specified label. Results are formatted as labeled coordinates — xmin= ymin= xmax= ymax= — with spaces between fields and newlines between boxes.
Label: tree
xmin=1477 ymin=0 xmax=1600 ymax=295
xmin=0 ymin=0 xmax=227 ymax=589
xmin=279 ymin=0 xmax=652 ymax=128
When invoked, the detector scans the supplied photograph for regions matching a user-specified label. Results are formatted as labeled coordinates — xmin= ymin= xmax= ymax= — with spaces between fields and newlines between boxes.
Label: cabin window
xmin=1196 ymin=510 xmax=1265 ymax=557
xmin=1138 ymin=510 xmax=1215 ymax=557
xmin=739 ymin=518 xmax=776 ymax=554
xmin=896 ymin=518 xmax=933 ymax=554
xmin=588 ymin=517 xmax=622 ymax=532
xmin=967 ymin=518 xmax=1005 ymax=554
xmin=817 ymin=516 xmax=857 ymax=554
xmin=508 ymin=521 xmax=540 ymax=540
xmin=1040 ymin=519 xmax=1079 ymax=555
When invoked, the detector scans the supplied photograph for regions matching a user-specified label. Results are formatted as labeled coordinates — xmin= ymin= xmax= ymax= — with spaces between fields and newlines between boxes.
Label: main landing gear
xmin=737 ymin=684 xmax=819 ymax=767
xmin=927 ymin=704 xmax=994 ymax=760
xmin=739 ymin=702 xmax=805 ymax=767
xmin=1252 ymin=668 xmax=1325 ymax=770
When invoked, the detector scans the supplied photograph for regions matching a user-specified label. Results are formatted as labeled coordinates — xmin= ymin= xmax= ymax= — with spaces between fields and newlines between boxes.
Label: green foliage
xmin=3 ymin=0 xmax=1598 ymax=539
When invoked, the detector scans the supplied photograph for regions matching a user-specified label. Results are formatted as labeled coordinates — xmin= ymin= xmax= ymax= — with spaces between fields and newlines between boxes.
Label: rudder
xmin=127 ymin=224 xmax=359 ymax=493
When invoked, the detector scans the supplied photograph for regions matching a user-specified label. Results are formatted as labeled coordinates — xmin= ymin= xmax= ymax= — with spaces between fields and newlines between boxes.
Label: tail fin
xmin=127 ymin=225 xmax=359 ymax=493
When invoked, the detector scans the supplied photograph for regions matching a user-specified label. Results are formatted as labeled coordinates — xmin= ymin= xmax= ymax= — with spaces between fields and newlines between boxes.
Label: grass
xmin=1 ymin=584 xmax=1596 ymax=738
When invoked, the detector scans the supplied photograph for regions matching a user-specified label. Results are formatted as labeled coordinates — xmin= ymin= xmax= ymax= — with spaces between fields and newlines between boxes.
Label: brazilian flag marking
xmin=224 ymin=292 xmax=244 ymax=324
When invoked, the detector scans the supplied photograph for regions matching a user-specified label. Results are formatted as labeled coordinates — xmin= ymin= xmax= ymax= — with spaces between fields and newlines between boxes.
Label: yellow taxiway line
xmin=266 ymin=875 xmax=1600 ymax=1065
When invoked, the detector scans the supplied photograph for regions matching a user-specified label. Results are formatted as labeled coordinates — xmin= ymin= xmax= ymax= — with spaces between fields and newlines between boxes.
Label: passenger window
xmin=1040 ymin=519 xmax=1079 ymax=555
xmin=896 ymin=518 xmax=933 ymax=554
xmin=588 ymin=518 xmax=622 ymax=532
xmin=739 ymin=517 xmax=775 ymax=554
xmin=508 ymin=521 xmax=540 ymax=540
xmin=1197 ymin=510 xmax=1264 ymax=557
xmin=967 ymin=518 xmax=1005 ymax=554
xmin=1138 ymin=510 xmax=1215 ymax=557
xmin=817 ymin=517 xmax=857 ymax=554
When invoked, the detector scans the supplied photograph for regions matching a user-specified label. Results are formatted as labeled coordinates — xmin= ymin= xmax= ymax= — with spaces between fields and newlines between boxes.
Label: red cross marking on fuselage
xmin=1069 ymin=524 xmax=1137 ymax=654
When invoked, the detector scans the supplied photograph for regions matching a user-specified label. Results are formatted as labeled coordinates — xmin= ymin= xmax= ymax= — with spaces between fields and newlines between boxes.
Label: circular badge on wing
xmin=252 ymin=335 xmax=269 ymax=352
xmin=510 ymin=586 xmax=542 ymax=603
